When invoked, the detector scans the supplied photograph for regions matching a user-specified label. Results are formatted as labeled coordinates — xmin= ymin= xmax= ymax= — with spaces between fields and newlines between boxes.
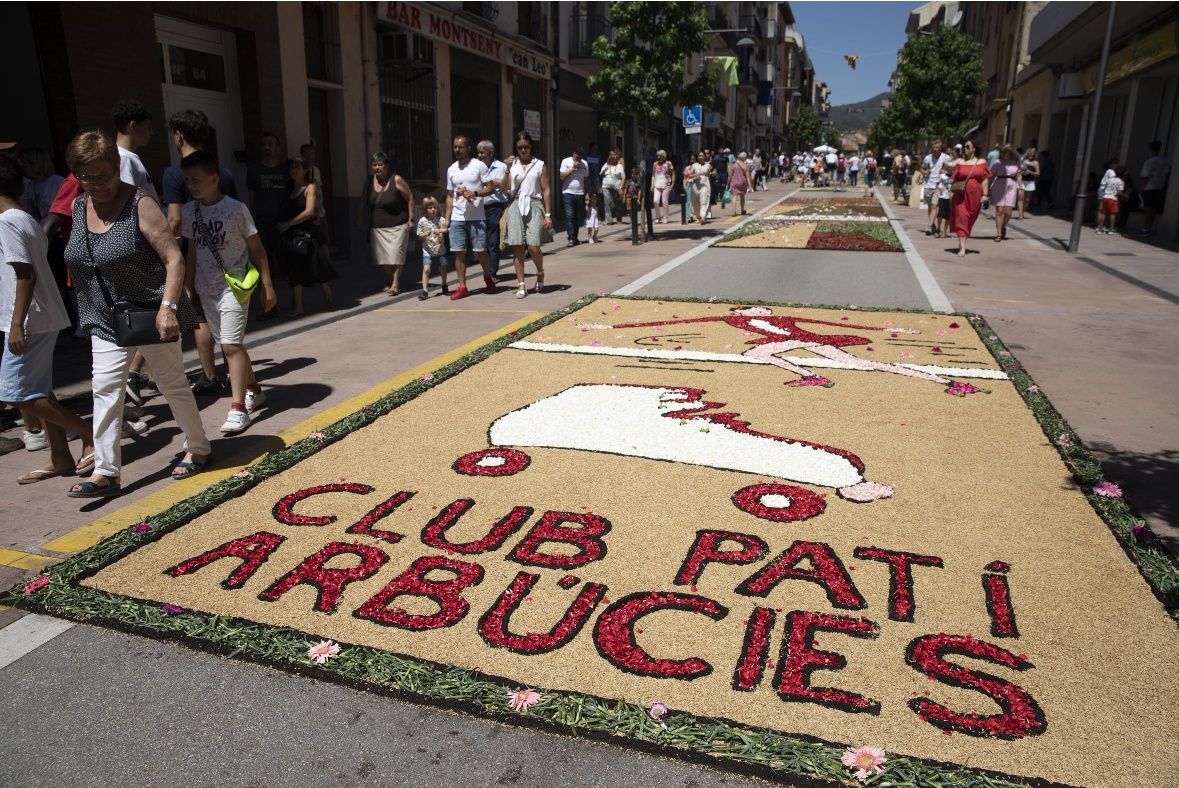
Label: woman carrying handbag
xmin=62 ymin=131 xmax=211 ymax=497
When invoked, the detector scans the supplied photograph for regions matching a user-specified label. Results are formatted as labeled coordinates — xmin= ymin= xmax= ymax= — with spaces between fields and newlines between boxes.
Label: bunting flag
xmin=717 ymin=55 xmax=739 ymax=86
xmin=844 ymin=55 xmax=858 ymax=70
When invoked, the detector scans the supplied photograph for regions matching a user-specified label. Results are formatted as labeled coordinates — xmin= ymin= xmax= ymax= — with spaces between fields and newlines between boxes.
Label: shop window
xmin=519 ymin=2 xmax=550 ymax=48
xmin=304 ymin=1 xmax=342 ymax=83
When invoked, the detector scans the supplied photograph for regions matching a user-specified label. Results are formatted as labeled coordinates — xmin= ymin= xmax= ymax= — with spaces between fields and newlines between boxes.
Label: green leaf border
xmin=8 ymin=294 xmax=1173 ymax=787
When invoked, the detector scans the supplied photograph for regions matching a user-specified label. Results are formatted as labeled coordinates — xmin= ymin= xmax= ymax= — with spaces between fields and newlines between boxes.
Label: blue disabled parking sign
xmin=683 ymin=104 xmax=702 ymax=135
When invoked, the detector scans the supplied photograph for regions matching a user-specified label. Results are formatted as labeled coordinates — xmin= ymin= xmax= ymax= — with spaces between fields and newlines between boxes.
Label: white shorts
xmin=201 ymin=286 xmax=247 ymax=346
xmin=1020 ymin=181 xmax=1036 ymax=192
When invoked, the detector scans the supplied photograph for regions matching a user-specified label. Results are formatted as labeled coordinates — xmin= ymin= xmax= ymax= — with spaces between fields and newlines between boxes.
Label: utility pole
xmin=1068 ymin=2 xmax=1116 ymax=254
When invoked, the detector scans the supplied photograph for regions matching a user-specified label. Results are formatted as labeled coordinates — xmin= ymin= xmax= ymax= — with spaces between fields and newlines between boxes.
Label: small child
xmin=1096 ymin=166 xmax=1124 ymax=235
xmin=181 ymin=150 xmax=277 ymax=436
xmin=416 ymin=197 xmax=449 ymax=299
xmin=585 ymin=193 xmax=601 ymax=243
xmin=936 ymin=171 xmax=952 ymax=237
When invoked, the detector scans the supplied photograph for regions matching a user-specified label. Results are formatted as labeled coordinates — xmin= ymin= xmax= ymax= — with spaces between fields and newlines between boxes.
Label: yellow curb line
xmin=41 ymin=312 xmax=547 ymax=556
xmin=0 ymin=548 xmax=60 ymax=572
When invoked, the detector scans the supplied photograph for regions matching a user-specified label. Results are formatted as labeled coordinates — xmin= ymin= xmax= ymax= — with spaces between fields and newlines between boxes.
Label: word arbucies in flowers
xmin=159 ymin=483 xmax=1046 ymax=740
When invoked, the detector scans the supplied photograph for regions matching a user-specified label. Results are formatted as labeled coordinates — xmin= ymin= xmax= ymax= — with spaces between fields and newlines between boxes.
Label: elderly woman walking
xmin=362 ymin=152 xmax=413 ymax=295
xmin=501 ymin=131 xmax=551 ymax=298
xmin=599 ymin=151 xmax=625 ymax=225
xmin=688 ymin=151 xmax=714 ymax=225
xmin=61 ymin=131 xmax=211 ymax=497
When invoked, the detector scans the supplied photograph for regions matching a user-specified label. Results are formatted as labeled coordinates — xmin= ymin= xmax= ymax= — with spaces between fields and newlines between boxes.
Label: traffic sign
xmin=704 ymin=112 xmax=721 ymax=129
xmin=682 ymin=104 xmax=702 ymax=129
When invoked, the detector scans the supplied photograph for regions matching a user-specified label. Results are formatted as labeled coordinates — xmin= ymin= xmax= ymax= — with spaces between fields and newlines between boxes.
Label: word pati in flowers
xmin=160 ymin=483 xmax=1044 ymax=740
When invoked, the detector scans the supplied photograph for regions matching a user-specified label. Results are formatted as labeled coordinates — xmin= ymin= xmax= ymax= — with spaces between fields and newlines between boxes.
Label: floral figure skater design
xmin=582 ymin=306 xmax=982 ymax=395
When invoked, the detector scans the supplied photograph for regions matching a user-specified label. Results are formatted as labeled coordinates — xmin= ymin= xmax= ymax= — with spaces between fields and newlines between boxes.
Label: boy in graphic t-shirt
xmin=1096 ymin=167 xmax=1125 ymax=235
xmin=180 ymin=150 xmax=276 ymax=435
xmin=0 ymin=155 xmax=95 ymax=482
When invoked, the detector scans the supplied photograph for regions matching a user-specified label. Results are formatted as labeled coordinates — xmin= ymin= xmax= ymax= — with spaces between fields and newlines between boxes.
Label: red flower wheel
xmin=453 ymin=448 xmax=531 ymax=477
xmin=732 ymin=483 xmax=826 ymax=522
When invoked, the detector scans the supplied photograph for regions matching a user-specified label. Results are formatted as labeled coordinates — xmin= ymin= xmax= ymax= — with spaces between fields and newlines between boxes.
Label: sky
xmin=789 ymin=1 xmax=920 ymax=106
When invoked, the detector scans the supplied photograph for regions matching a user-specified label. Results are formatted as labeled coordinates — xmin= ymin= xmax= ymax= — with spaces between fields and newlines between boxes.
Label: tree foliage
xmin=587 ymin=1 xmax=714 ymax=131
xmin=823 ymin=126 xmax=844 ymax=149
xmin=870 ymin=26 xmax=986 ymax=147
xmin=789 ymin=105 xmax=821 ymax=150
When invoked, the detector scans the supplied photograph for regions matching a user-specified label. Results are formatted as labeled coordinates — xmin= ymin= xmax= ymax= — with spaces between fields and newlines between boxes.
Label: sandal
xmin=67 ymin=477 xmax=121 ymax=498
xmin=19 ymin=466 xmax=74 ymax=485
xmin=172 ymin=454 xmax=213 ymax=480
xmin=75 ymin=451 xmax=96 ymax=476
xmin=516 ymin=283 xmax=527 ymax=299
xmin=533 ymin=273 xmax=544 ymax=294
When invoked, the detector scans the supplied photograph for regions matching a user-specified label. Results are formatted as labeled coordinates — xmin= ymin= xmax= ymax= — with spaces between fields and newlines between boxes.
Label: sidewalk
xmin=883 ymin=188 xmax=1179 ymax=555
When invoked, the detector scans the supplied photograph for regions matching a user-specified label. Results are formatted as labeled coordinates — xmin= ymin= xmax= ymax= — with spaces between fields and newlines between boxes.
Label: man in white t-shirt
xmin=1138 ymin=140 xmax=1171 ymax=235
xmin=847 ymin=153 xmax=861 ymax=187
xmin=111 ymin=99 xmax=159 ymax=203
xmin=443 ymin=135 xmax=497 ymax=299
xmin=921 ymin=141 xmax=950 ymax=234
xmin=0 ymin=154 xmax=95 ymax=481
xmin=559 ymin=147 xmax=588 ymax=246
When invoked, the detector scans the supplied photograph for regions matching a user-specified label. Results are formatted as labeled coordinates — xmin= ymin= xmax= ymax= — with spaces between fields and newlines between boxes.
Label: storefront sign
xmin=1083 ymin=22 xmax=1178 ymax=92
xmin=524 ymin=110 xmax=542 ymax=141
xmin=383 ymin=2 xmax=553 ymax=79
xmin=509 ymin=47 xmax=550 ymax=80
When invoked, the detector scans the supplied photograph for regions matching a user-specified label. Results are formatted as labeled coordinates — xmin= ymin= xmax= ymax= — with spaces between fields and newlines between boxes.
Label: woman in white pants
xmin=62 ymin=131 xmax=211 ymax=497
xmin=688 ymin=151 xmax=713 ymax=225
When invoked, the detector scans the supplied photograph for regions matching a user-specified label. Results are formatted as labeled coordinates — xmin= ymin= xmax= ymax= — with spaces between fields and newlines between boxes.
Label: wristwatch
xmin=161 ymin=300 xmax=178 ymax=311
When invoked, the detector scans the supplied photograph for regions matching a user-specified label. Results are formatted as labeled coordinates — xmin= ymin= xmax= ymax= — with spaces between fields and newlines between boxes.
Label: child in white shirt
xmin=416 ymin=197 xmax=450 ymax=299
xmin=936 ymin=172 xmax=952 ymax=238
xmin=585 ymin=193 xmax=601 ymax=243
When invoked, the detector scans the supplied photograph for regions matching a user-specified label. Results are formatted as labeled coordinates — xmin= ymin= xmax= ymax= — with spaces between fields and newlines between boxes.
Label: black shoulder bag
xmin=83 ymin=196 xmax=175 ymax=347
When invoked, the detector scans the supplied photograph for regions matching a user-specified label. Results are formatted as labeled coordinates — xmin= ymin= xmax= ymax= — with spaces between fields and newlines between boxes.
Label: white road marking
xmin=613 ymin=187 xmax=800 ymax=296
xmin=878 ymin=191 xmax=955 ymax=312
xmin=0 ymin=614 xmax=75 ymax=671
xmin=508 ymin=341 xmax=1010 ymax=380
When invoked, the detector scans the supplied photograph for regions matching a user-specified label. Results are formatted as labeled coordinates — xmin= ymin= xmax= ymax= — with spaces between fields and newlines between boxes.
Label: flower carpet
xmin=9 ymin=296 xmax=1178 ymax=787
xmin=716 ymin=219 xmax=902 ymax=251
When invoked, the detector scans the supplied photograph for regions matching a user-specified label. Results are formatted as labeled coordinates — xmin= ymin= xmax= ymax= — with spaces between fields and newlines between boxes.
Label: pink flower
xmin=1056 ymin=434 xmax=1072 ymax=446
xmin=22 ymin=576 xmax=49 ymax=594
xmin=590 ymin=340 xmax=603 ymax=347
xmin=133 ymin=523 xmax=153 ymax=534
xmin=945 ymin=382 xmax=984 ymax=396
xmin=999 ymin=350 xmax=1011 ymax=357
xmin=421 ymin=373 xmax=434 ymax=381
xmin=900 ymin=351 xmax=914 ymax=359
xmin=1131 ymin=524 xmax=1151 ymax=538
xmin=506 ymin=688 xmax=542 ymax=712
xmin=307 ymin=639 xmax=341 ymax=664
xmin=842 ymin=745 xmax=887 ymax=782
xmin=647 ymin=702 xmax=669 ymax=721
xmin=309 ymin=431 xmax=326 ymax=442
xmin=1093 ymin=481 xmax=1123 ymax=498
xmin=233 ymin=470 xmax=253 ymax=479
xmin=786 ymin=375 xmax=834 ymax=388
xmin=1028 ymin=385 xmax=1040 ymax=393
xmin=161 ymin=603 xmax=185 ymax=615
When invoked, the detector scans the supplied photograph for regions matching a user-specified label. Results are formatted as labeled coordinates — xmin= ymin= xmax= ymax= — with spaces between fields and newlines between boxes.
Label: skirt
xmin=506 ymin=197 xmax=544 ymax=248
xmin=371 ymin=224 xmax=409 ymax=266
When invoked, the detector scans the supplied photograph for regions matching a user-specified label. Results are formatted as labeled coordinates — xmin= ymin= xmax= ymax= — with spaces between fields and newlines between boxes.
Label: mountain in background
xmin=827 ymin=91 xmax=890 ymax=133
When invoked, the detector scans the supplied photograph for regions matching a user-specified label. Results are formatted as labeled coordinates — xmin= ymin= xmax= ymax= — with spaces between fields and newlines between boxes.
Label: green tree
xmin=789 ymin=105 xmax=821 ymax=150
xmin=587 ymin=1 xmax=715 ymax=131
xmin=823 ymin=126 xmax=844 ymax=149
xmin=868 ymin=103 xmax=908 ymax=153
xmin=887 ymin=26 xmax=986 ymax=144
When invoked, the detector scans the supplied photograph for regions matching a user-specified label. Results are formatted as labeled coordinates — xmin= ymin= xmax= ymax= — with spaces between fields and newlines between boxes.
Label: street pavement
xmin=2 ymin=176 xmax=1176 ymax=786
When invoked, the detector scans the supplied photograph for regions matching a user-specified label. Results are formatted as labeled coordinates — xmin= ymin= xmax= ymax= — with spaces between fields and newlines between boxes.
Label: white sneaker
xmin=221 ymin=409 xmax=251 ymax=435
xmin=244 ymin=388 xmax=267 ymax=413
xmin=23 ymin=429 xmax=47 ymax=451
xmin=122 ymin=419 xmax=149 ymax=438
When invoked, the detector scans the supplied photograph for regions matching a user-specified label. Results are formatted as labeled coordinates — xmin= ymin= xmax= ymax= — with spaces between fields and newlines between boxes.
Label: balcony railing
xmin=569 ymin=12 xmax=611 ymax=60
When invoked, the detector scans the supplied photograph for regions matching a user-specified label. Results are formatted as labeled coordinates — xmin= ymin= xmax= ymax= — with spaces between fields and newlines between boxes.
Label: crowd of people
xmin=0 ymin=99 xmax=333 ymax=495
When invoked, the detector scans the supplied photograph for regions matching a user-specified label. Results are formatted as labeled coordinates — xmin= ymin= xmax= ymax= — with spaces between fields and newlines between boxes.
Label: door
xmin=156 ymin=16 xmax=247 ymax=189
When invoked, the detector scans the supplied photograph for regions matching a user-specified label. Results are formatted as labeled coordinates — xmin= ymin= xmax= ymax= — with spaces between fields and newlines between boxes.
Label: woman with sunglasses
xmin=61 ymin=130 xmax=211 ymax=497
xmin=501 ymin=131 xmax=552 ymax=298
xmin=949 ymin=140 xmax=989 ymax=257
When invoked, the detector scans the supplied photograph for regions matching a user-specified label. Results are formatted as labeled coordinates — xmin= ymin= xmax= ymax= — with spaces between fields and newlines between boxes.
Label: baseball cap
xmin=0 ymin=142 xmax=17 ymax=151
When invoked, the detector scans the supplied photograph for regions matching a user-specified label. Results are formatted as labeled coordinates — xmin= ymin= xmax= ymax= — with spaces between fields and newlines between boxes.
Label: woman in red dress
xmin=949 ymin=139 xmax=989 ymax=257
